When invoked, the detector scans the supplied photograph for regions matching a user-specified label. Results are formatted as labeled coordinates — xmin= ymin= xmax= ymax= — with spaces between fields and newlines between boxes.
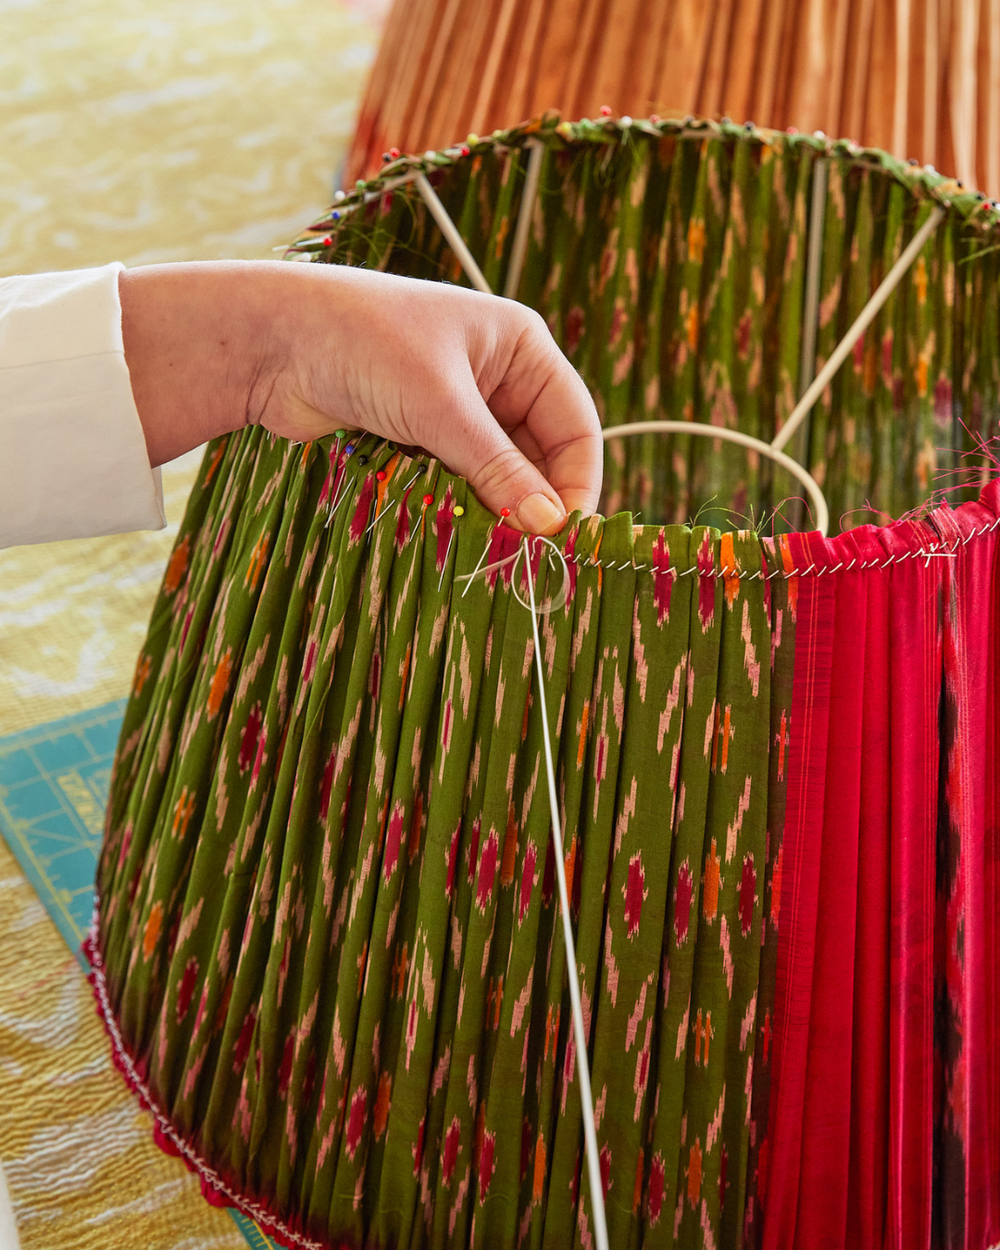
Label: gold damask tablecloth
xmin=0 ymin=1 xmax=381 ymax=1244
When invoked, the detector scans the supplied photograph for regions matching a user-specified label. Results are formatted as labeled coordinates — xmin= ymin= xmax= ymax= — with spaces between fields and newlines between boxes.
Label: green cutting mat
xmin=0 ymin=701 xmax=279 ymax=1250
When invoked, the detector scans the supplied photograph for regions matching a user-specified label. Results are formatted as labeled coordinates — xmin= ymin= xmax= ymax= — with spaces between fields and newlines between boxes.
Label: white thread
xmin=517 ymin=538 xmax=571 ymax=614
xmin=477 ymin=513 xmax=999 ymax=581
xmin=520 ymin=537 xmax=609 ymax=1250
xmin=340 ymin=449 xmax=998 ymax=582
xmin=457 ymin=538 xmax=571 ymax=613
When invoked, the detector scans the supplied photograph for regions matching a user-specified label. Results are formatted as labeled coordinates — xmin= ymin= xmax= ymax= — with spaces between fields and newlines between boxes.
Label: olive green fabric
xmin=95 ymin=429 xmax=787 ymax=1248
xmin=304 ymin=116 xmax=1000 ymax=531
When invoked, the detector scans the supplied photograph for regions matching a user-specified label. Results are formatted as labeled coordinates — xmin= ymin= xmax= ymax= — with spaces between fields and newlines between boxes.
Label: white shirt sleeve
xmin=0 ymin=262 xmax=166 ymax=548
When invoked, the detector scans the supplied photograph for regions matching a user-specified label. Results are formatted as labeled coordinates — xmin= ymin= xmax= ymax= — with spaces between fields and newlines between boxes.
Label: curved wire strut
xmin=603 ymin=421 xmax=832 ymax=536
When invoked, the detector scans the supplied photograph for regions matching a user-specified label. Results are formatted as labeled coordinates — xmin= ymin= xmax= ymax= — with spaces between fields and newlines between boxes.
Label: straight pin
xmin=325 ymin=464 xmax=353 ymax=526
xmin=366 ymin=502 xmax=397 ymax=534
xmin=461 ymin=533 xmax=494 ymax=597
xmin=400 ymin=466 xmax=426 ymax=495
xmin=436 ymin=505 xmax=463 ymax=592
xmin=409 ymin=492 xmax=435 ymax=549
xmin=437 ymin=527 xmax=456 ymax=591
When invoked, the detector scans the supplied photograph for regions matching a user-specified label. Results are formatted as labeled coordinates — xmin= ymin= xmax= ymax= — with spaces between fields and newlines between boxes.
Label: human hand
xmin=120 ymin=261 xmax=603 ymax=534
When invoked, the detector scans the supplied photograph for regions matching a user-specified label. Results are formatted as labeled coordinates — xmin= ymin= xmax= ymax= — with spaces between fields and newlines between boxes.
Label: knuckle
xmin=516 ymin=304 xmax=549 ymax=340
xmin=473 ymin=443 xmax=530 ymax=497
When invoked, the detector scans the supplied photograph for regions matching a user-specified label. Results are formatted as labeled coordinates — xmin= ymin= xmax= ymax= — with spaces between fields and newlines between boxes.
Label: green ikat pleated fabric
xmin=92 ymin=118 xmax=1000 ymax=1249
xmin=94 ymin=430 xmax=793 ymax=1249
xmin=297 ymin=116 xmax=1000 ymax=531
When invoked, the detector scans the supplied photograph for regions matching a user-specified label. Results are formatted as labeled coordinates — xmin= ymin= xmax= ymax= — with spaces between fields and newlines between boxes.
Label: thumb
xmin=425 ymin=387 xmax=568 ymax=535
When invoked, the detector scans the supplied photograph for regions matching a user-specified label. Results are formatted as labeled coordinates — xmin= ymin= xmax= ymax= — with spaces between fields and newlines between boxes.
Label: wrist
xmin=119 ymin=262 xmax=267 ymax=466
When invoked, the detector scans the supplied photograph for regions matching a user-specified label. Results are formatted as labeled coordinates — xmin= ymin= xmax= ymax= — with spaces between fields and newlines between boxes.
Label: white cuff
xmin=0 ymin=262 xmax=166 ymax=548
xmin=0 ymin=1160 xmax=21 ymax=1250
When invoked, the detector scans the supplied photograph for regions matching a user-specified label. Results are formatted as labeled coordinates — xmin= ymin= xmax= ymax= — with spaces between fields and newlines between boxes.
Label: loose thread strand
xmin=521 ymin=537 xmax=609 ymax=1250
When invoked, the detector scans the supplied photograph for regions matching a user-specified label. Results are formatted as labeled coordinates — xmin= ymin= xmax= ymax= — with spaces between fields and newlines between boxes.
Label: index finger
xmin=485 ymin=317 xmax=604 ymax=517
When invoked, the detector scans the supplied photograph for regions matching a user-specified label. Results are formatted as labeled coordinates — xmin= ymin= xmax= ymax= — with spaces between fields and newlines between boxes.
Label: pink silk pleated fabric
xmin=756 ymin=479 xmax=1000 ymax=1250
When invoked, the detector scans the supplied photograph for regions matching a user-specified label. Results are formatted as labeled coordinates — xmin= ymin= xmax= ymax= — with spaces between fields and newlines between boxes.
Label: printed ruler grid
xmin=0 ymin=700 xmax=278 ymax=1250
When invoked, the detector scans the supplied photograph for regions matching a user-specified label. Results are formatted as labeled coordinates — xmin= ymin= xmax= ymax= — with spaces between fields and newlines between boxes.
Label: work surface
xmin=0 ymin=454 xmax=253 ymax=1250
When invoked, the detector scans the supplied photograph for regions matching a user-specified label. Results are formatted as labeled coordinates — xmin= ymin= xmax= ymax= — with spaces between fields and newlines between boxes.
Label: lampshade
xmin=347 ymin=0 xmax=1000 ymax=197
xmin=89 ymin=118 xmax=1000 ymax=1250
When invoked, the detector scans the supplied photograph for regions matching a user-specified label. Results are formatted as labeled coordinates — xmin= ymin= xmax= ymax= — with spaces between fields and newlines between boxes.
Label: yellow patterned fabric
xmin=0 ymin=0 xmax=378 ymax=275
xmin=0 ymin=844 xmax=246 ymax=1250
xmin=0 ymin=1 xmax=380 ymax=1245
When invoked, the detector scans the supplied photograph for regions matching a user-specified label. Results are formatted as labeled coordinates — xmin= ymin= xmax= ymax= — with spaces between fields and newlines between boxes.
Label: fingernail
xmin=517 ymin=493 xmax=565 ymax=534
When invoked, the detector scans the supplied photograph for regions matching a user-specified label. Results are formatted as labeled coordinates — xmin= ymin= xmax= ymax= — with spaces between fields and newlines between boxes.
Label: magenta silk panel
xmin=758 ymin=481 xmax=1000 ymax=1250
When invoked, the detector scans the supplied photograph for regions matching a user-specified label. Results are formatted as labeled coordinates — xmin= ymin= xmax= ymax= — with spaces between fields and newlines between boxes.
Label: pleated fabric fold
xmin=749 ymin=484 xmax=1000 ymax=1250
xmin=92 ymin=430 xmax=784 ymax=1250
xmin=91 ymin=421 xmax=1000 ymax=1249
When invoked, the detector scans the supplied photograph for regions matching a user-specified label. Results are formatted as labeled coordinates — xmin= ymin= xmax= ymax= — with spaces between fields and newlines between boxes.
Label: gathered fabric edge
xmin=82 ymin=908 xmax=330 ymax=1250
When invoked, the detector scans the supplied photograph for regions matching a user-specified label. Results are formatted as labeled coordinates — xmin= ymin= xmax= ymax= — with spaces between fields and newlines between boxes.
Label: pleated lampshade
xmin=346 ymin=0 xmax=1000 ymax=196
xmin=89 ymin=119 xmax=1000 ymax=1250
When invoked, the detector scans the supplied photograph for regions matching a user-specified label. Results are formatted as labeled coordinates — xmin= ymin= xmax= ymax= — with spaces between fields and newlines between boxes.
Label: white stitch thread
xmin=348 ymin=457 xmax=997 ymax=582
xmin=538 ymin=516 xmax=1000 ymax=582
xmin=520 ymin=537 xmax=609 ymax=1250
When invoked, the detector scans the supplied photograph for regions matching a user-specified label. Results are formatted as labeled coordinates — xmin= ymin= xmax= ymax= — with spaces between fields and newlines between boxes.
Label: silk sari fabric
xmin=90 ymin=120 xmax=1000 ymax=1250
xmin=303 ymin=119 xmax=1000 ymax=533
xmin=748 ymin=481 xmax=1000 ymax=1250
xmin=91 ymin=433 xmax=781 ymax=1249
